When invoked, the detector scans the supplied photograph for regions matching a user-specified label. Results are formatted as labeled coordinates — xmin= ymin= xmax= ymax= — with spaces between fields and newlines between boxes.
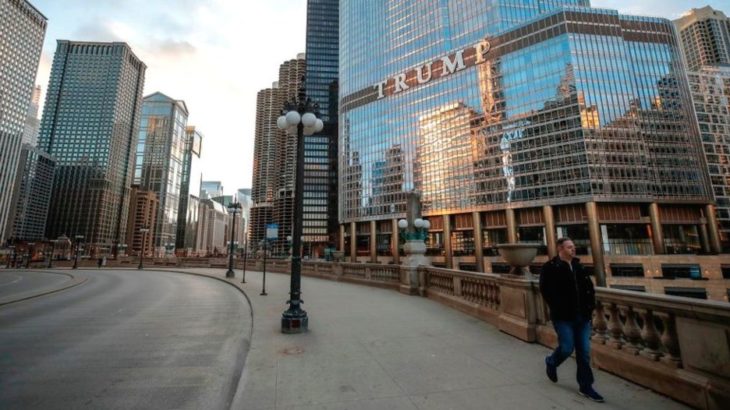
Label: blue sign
xmin=266 ymin=224 xmax=278 ymax=240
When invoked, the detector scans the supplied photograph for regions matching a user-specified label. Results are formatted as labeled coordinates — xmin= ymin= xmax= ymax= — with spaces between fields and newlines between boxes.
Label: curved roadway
xmin=0 ymin=269 xmax=251 ymax=409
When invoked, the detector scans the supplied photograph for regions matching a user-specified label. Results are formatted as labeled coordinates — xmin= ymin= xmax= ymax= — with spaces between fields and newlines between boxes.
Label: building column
xmin=339 ymin=224 xmax=345 ymax=252
xmin=506 ymin=208 xmax=517 ymax=243
xmin=391 ymin=219 xmax=400 ymax=264
xmin=443 ymin=215 xmax=453 ymax=269
xmin=473 ymin=211 xmax=484 ymax=272
xmin=370 ymin=220 xmax=377 ymax=263
xmin=649 ymin=203 xmax=665 ymax=255
xmin=699 ymin=222 xmax=711 ymax=254
xmin=543 ymin=205 xmax=557 ymax=258
xmin=350 ymin=221 xmax=357 ymax=262
xmin=705 ymin=204 xmax=722 ymax=254
xmin=585 ymin=202 xmax=606 ymax=287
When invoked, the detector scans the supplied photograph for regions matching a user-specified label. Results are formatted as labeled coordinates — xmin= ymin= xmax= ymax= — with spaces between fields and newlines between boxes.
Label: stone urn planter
xmin=496 ymin=243 xmax=541 ymax=276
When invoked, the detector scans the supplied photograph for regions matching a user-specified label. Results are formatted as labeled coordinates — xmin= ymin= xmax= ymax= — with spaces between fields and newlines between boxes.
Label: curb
xmin=0 ymin=270 xmax=88 ymax=307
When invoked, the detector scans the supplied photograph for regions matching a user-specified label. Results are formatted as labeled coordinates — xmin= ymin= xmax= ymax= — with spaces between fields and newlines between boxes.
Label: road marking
xmin=0 ymin=275 xmax=23 ymax=287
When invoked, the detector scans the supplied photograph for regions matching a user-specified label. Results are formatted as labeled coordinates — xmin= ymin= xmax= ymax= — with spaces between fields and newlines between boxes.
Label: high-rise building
xmin=250 ymin=56 xmax=306 ymax=255
xmin=196 ymin=198 xmax=228 ymax=256
xmin=135 ymin=92 xmax=188 ymax=253
xmin=339 ymin=1 xmax=725 ymax=298
xmin=250 ymin=83 xmax=283 ymax=251
xmin=39 ymin=41 xmax=146 ymax=253
xmin=201 ymin=181 xmax=224 ymax=198
xmin=176 ymin=126 xmax=203 ymax=252
xmin=304 ymin=0 xmax=340 ymax=257
xmin=686 ymin=67 xmax=730 ymax=251
xmin=676 ymin=7 xmax=730 ymax=252
xmin=126 ymin=185 xmax=158 ymax=257
xmin=5 ymin=144 xmax=55 ymax=241
xmin=0 ymin=0 xmax=47 ymax=243
xmin=23 ymin=85 xmax=42 ymax=146
xmin=675 ymin=6 xmax=730 ymax=71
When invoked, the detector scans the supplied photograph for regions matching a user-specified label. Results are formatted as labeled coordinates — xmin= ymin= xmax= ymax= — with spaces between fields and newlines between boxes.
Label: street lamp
xmin=138 ymin=228 xmax=149 ymax=270
xmin=241 ymin=232 xmax=248 ymax=283
xmin=226 ymin=202 xmax=242 ymax=278
xmin=47 ymin=239 xmax=57 ymax=268
xmin=26 ymin=242 xmax=35 ymax=268
xmin=276 ymin=83 xmax=323 ymax=334
xmin=73 ymin=235 xmax=84 ymax=269
xmin=6 ymin=245 xmax=15 ymax=269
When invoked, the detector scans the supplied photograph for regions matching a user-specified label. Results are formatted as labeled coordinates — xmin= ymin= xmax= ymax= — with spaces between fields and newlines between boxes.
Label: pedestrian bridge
xmin=184 ymin=258 xmax=729 ymax=410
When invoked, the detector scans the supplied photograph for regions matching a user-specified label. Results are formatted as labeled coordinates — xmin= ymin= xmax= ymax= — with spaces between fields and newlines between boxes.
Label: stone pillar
xmin=443 ymin=214 xmax=453 ymax=269
xmin=699 ymin=222 xmax=711 ymax=254
xmin=339 ymin=224 xmax=345 ymax=252
xmin=506 ymin=208 xmax=517 ymax=243
xmin=473 ymin=211 xmax=484 ymax=272
xmin=391 ymin=219 xmax=400 ymax=264
xmin=543 ymin=205 xmax=557 ymax=258
xmin=585 ymin=202 xmax=606 ymax=287
xmin=649 ymin=203 xmax=665 ymax=255
xmin=705 ymin=204 xmax=722 ymax=254
xmin=350 ymin=221 xmax=357 ymax=262
xmin=370 ymin=220 xmax=377 ymax=263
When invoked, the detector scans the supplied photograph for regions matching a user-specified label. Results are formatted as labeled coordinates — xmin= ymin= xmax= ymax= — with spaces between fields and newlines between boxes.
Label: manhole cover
xmin=279 ymin=346 xmax=305 ymax=356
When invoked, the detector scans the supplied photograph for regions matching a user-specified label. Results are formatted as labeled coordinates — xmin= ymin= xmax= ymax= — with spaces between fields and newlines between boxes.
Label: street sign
xmin=266 ymin=224 xmax=278 ymax=241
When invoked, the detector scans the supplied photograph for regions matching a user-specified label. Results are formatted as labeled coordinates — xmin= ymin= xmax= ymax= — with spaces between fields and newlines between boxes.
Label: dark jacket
xmin=539 ymin=256 xmax=596 ymax=322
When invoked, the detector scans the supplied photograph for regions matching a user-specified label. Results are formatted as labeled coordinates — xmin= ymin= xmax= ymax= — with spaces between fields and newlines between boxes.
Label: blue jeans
xmin=547 ymin=316 xmax=594 ymax=388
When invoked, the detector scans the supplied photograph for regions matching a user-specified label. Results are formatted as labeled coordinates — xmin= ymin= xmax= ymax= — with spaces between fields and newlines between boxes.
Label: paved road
xmin=0 ymin=269 xmax=251 ymax=410
xmin=0 ymin=270 xmax=71 ymax=301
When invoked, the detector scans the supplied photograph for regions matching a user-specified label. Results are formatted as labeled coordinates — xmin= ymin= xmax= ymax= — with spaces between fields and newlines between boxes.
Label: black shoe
xmin=579 ymin=387 xmax=604 ymax=403
xmin=545 ymin=357 xmax=557 ymax=383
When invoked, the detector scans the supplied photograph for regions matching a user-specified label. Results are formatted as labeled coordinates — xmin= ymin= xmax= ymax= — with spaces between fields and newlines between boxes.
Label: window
xmin=661 ymin=264 xmax=702 ymax=279
xmin=610 ymin=264 xmax=644 ymax=277
xmin=722 ymin=265 xmax=730 ymax=279
xmin=611 ymin=285 xmax=646 ymax=292
xmin=664 ymin=287 xmax=707 ymax=300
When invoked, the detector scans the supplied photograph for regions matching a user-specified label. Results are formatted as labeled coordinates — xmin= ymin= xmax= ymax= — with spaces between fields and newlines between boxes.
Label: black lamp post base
xmin=281 ymin=309 xmax=308 ymax=334
xmin=225 ymin=270 xmax=235 ymax=278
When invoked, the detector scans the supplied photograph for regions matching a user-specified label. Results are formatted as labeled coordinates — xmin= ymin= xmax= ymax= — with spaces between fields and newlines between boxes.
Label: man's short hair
xmin=556 ymin=237 xmax=573 ymax=246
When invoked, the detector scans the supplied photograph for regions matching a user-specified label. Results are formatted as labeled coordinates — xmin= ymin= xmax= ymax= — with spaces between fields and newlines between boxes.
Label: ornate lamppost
xmin=138 ymin=228 xmax=149 ymax=270
xmin=276 ymin=85 xmax=323 ymax=333
xmin=226 ymin=202 xmax=242 ymax=278
xmin=73 ymin=235 xmax=84 ymax=269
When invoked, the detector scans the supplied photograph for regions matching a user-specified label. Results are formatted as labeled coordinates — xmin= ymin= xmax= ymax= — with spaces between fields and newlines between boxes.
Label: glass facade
xmin=176 ymin=126 xmax=203 ymax=250
xmin=136 ymin=92 xmax=188 ymax=250
xmin=6 ymin=144 xmax=55 ymax=241
xmin=0 ymin=0 xmax=46 ymax=243
xmin=39 ymin=41 xmax=146 ymax=250
xmin=305 ymin=0 xmax=340 ymax=254
xmin=339 ymin=4 xmax=712 ymax=223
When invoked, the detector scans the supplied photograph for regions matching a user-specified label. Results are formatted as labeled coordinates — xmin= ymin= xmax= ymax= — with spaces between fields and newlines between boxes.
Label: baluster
xmin=620 ymin=306 xmax=642 ymax=355
xmin=607 ymin=302 xmax=624 ymax=349
xmin=591 ymin=300 xmax=608 ymax=344
xmin=655 ymin=312 xmax=682 ymax=368
xmin=636 ymin=308 xmax=661 ymax=361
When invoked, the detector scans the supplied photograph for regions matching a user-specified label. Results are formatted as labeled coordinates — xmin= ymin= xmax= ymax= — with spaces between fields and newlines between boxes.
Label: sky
xmin=30 ymin=0 xmax=728 ymax=195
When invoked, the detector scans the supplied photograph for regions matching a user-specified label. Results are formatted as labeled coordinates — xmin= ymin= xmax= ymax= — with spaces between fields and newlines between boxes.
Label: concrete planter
xmin=496 ymin=243 xmax=540 ymax=276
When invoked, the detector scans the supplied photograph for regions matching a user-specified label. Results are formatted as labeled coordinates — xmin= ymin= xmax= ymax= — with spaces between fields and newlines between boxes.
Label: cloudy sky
xmin=31 ymin=0 xmax=728 ymax=194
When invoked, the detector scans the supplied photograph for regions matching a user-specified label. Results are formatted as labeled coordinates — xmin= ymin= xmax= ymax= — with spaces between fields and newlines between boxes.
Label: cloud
xmin=153 ymin=40 xmax=197 ymax=58
xmin=73 ymin=21 xmax=125 ymax=42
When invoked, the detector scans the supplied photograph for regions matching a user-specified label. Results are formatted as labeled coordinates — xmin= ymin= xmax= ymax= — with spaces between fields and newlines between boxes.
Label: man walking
xmin=539 ymin=237 xmax=603 ymax=402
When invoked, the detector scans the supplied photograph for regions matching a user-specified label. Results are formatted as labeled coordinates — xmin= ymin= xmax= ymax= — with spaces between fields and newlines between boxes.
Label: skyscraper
xmin=250 ymin=56 xmax=306 ymax=255
xmin=39 ymin=41 xmax=146 ymax=253
xmin=23 ymin=85 xmax=42 ymax=146
xmin=5 ymin=144 xmax=55 ymax=241
xmin=135 ymin=92 xmax=188 ymax=254
xmin=338 ymin=1 xmax=721 ymax=289
xmin=0 ymin=0 xmax=47 ymax=243
xmin=676 ymin=6 xmax=730 ymax=251
xmin=304 ymin=0 xmax=339 ymax=257
xmin=675 ymin=6 xmax=730 ymax=71
xmin=176 ymin=126 xmax=203 ymax=252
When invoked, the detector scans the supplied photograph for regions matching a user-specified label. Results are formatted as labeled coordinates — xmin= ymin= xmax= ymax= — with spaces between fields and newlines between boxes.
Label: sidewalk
xmin=178 ymin=268 xmax=687 ymax=410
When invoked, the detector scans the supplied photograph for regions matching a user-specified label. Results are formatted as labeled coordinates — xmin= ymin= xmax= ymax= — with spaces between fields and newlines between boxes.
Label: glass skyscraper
xmin=0 ymin=0 xmax=46 ymax=243
xmin=6 ymin=144 xmax=55 ymax=241
xmin=304 ymin=0 xmax=340 ymax=256
xmin=176 ymin=126 xmax=203 ymax=251
xmin=135 ymin=92 xmax=188 ymax=253
xmin=339 ymin=0 xmax=720 ymax=281
xmin=39 ymin=41 xmax=146 ymax=252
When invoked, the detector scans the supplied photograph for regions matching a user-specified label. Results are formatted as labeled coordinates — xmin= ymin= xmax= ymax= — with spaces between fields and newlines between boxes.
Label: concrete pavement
xmin=171 ymin=267 xmax=687 ymax=410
